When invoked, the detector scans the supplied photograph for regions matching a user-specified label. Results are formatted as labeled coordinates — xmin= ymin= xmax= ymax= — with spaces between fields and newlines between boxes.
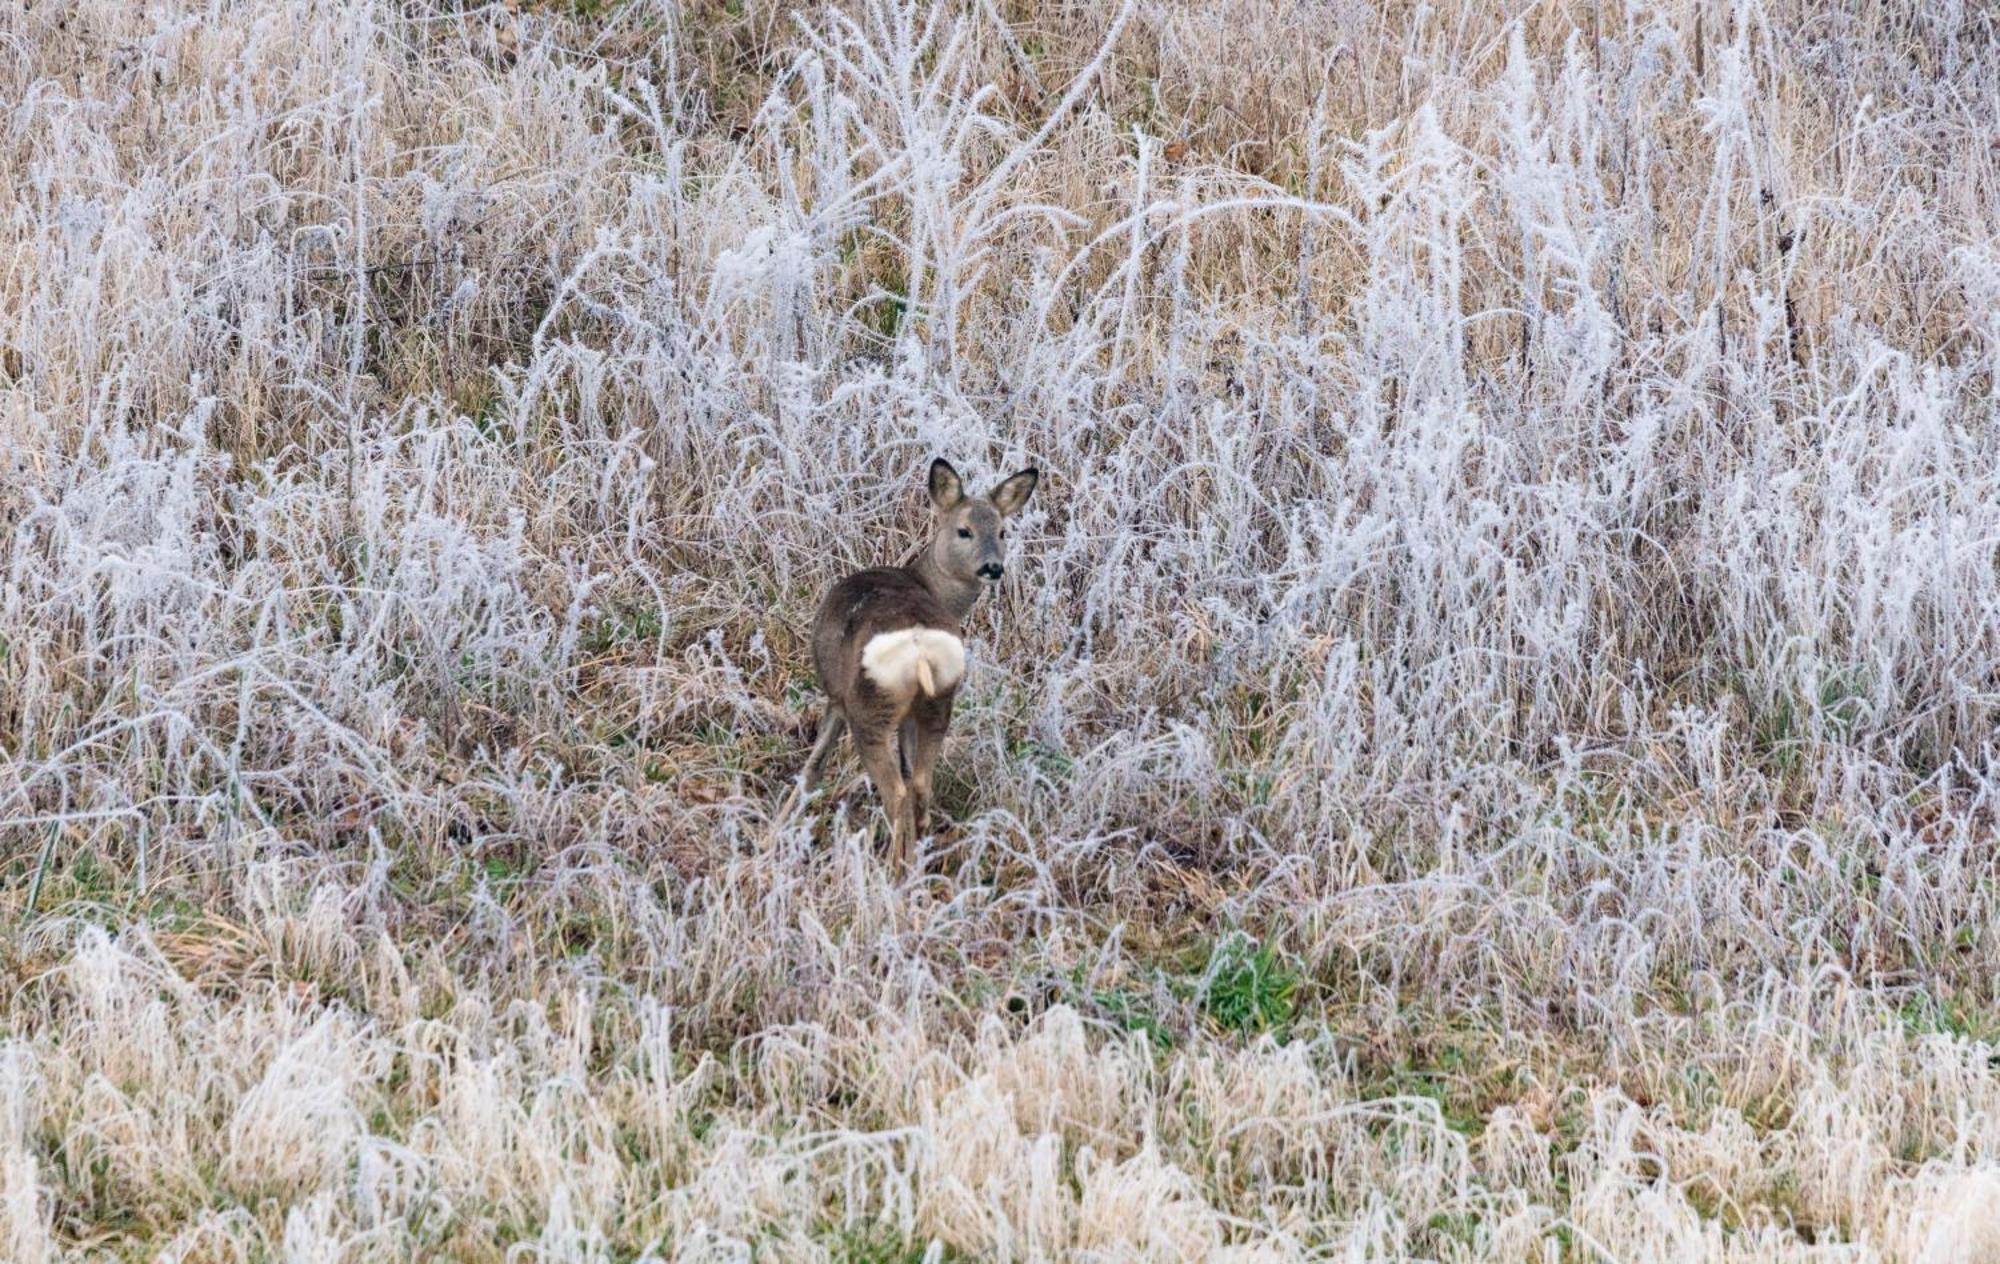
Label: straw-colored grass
xmin=3 ymin=0 xmax=1998 ymax=1258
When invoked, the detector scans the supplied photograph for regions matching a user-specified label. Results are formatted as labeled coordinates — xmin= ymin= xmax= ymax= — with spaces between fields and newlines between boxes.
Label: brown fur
xmin=795 ymin=458 xmax=1038 ymax=871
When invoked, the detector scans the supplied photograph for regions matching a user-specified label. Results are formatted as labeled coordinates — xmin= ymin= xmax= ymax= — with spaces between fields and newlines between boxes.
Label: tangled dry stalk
xmin=3 ymin=0 xmax=1999 ymax=1258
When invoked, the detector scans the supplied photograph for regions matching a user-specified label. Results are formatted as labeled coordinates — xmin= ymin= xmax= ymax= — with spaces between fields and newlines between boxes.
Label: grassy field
xmin=3 ymin=0 xmax=2000 ymax=1258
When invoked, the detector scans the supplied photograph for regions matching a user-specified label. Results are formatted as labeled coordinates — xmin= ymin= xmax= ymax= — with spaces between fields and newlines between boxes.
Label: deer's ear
xmin=928 ymin=458 xmax=964 ymax=510
xmin=990 ymin=467 xmax=1038 ymax=517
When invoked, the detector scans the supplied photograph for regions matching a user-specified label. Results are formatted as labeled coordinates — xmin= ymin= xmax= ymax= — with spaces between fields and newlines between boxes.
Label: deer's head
xmin=924 ymin=457 xmax=1037 ymax=587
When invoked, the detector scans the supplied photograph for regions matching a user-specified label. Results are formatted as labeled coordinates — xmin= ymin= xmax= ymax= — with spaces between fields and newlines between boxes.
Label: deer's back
xmin=813 ymin=568 xmax=963 ymax=711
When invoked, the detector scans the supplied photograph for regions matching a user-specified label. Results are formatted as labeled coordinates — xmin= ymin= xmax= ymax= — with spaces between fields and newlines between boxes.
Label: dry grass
xmin=3 ymin=0 xmax=2000 ymax=1258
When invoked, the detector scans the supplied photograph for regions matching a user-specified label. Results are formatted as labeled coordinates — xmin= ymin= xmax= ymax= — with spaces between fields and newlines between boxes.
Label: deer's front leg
xmin=798 ymin=705 xmax=847 ymax=791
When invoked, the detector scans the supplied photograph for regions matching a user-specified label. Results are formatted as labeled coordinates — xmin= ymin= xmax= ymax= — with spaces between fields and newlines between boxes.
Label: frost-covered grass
xmin=3 ymin=0 xmax=1999 ymax=1258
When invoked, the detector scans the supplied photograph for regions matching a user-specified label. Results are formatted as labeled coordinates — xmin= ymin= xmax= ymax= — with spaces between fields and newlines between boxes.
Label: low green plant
xmin=1201 ymin=932 xmax=1298 ymax=1038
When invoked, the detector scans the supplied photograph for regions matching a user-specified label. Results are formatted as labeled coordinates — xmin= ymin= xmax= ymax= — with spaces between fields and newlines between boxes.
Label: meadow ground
xmin=3 ymin=0 xmax=2000 ymax=1259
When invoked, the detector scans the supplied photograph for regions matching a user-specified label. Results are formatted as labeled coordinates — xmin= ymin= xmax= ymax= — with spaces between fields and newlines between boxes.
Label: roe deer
xmin=794 ymin=457 xmax=1038 ymax=870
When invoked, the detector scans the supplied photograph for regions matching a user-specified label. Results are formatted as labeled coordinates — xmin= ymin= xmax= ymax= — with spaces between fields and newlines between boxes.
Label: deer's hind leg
xmin=904 ymin=692 xmax=953 ymax=840
xmin=855 ymin=717 xmax=916 ymax=873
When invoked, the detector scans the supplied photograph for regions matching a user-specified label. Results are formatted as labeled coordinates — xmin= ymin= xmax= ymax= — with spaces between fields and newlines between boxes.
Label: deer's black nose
xmin=978 ymin=563 xmax=1004 ymax=581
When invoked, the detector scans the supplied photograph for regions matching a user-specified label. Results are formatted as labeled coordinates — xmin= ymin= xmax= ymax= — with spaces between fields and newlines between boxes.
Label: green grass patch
xmin=1200 ymin=932 xmax=1298 ymax=1038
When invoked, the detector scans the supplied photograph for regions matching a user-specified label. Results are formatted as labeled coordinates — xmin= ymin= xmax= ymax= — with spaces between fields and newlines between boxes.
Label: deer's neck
xmin=910 ymin=548 xmax=981 ymax=624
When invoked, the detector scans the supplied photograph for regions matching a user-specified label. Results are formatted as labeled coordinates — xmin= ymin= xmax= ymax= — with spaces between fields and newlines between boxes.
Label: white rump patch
xmin=860 ymin=628 xmax=966 ymax=698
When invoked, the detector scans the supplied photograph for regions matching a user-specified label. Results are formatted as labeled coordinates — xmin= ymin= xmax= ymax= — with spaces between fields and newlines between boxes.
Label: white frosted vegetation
xmin=1 ymin=0 xmax=1997 ymax=1258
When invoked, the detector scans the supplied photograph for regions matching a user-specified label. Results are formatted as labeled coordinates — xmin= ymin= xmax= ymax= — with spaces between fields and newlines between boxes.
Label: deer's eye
xmin=957 ymin=528 xmax=973 ymax=539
